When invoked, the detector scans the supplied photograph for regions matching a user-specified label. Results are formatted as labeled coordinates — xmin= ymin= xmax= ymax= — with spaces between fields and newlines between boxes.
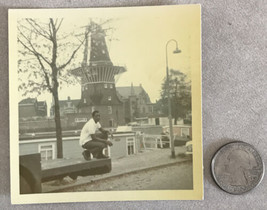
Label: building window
xmin=181 ymin=128 xmax=190 ymax=137
xmin=143 ymin=107 xmax=146 ymax=113
xmin=104 ymin=84 xmax=108 ymax=88
xmin=126 ymin=137 xmax=135 ymax=155
xmin=108 ymin=96 xmax=111 ymax=101
xmin=84 ymin=98 xmax=86 ymax=103
xmin=109 ymin=119 xmax=113 ymax=127
xmin=110 ymin=84 xmax=113 ymax=89
xmin=38 ymin=143 xmax=55 ymax=161
xmin=82 ymin=85 xmax=88 ymax=91
xmin=67 ymin=102 xmax=71 ymax=108
xmin=91 ymin=106 xmax=95 ymax=113
xmin=108 ymin=106 xmax=112 ymax=114
xmin=155 ymin=118 xmax=160 ymax=125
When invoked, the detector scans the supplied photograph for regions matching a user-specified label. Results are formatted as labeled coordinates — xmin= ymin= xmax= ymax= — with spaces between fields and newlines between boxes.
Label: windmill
xmin=72 ymin=20 xmax=126 ymax=85
xmin=71 ymin=20 xmax=126 ymax=127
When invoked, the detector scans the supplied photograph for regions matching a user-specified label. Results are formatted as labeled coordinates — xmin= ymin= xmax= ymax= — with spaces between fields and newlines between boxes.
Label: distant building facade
xmin=117 ymin=84 xmax=155 ymax=123
xmin=50 ymin=96 xmax=80 ymax=117
xmin=19 ymin=98 xmax=47 ymax=119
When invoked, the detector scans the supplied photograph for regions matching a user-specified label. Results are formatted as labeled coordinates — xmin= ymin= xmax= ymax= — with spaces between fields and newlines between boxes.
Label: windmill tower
xmin=72 ymin=22 xmax=126 ymax=127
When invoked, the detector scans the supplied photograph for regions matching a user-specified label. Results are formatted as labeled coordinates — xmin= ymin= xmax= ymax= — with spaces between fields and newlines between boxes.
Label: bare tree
xmin=18 ymin=18 xmax=87 ymax=158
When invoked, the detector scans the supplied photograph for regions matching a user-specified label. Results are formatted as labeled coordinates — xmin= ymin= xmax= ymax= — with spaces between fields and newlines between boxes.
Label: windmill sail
xmin=72 ymin=22 xmax=126 ymax=84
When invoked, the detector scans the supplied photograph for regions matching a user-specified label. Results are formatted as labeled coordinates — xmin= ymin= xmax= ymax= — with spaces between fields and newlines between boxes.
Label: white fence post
xmin=142 ymin=134 xmax=146 ymax=150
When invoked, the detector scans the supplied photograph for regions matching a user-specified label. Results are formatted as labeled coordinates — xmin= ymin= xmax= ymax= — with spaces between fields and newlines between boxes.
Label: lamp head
xmin=173 ymin=48 xmax=181 ymax=54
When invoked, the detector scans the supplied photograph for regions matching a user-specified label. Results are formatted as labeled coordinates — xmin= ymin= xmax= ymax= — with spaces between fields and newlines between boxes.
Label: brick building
xmin=117 ymin=83 xmax=155 ymax=123
xmin=50 ymin=96 xmax=80 ymax=117
xmin=19 ymin=98 xmax=47 ymax=119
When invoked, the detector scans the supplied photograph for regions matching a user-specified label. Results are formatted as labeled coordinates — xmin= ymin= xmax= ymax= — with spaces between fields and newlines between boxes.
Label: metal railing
xmin=138 ymin=134 xmax=171 ymax=150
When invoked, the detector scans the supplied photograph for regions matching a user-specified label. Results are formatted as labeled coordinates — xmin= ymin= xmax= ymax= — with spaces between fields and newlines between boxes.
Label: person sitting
xmin=79 ymin=110 xmax=113 ymax=160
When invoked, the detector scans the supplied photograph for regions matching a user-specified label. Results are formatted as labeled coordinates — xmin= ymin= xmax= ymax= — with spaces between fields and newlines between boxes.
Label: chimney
xmin=131 ymin=82 xmax=135 ymax=96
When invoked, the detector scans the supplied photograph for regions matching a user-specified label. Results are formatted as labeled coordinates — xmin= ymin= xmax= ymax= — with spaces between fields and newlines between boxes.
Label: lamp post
xmin=166 ymin=39 xmax=181 ymax=158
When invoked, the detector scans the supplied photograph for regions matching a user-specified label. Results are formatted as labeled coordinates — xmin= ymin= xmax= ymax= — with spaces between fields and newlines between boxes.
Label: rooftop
xmin=116 ymin=86 xmax=145 ymax=99
xmin=19 ymin=98 xmax=37 ymax=105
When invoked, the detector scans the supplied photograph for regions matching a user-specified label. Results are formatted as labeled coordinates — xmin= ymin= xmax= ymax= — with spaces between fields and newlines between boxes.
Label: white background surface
xmin=1 ymin=0 xmax=266 ymax=209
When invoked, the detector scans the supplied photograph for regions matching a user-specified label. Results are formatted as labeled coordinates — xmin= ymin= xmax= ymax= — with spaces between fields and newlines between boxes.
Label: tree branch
xmin=26 ymin=19 xmax=51 ymax=40
xmin=36 ymin=55 xmax=53 ymax=93
xmin=48 ymin=21 xmax=53 ymax=38
xmin=56 ymin=18 xmax=63 ymax=32
xmin=57 ymin=32 xmax=88 ymax=71
xmin=49 ymin=18 xmax=58 ymax=67
xmin=18 ymin=37 xmax=53 ymax=93
xmin=18 ymin=27 xmax=51 ymax=66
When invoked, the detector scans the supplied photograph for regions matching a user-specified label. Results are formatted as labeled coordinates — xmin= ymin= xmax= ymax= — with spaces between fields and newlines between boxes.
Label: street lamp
xmin=166 ymin=39 xmax=181 ymax=158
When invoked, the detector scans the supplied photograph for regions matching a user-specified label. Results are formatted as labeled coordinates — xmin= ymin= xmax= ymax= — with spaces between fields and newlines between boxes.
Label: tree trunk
xmin=50 ymin=21 xmax=63 ymax=159
xmin=53 ymin=87 xmax=63 ymax=159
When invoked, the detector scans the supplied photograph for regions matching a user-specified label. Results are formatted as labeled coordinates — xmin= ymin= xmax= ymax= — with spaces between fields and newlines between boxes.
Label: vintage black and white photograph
xmin=9 ymin=5 xmax=202 ymax=203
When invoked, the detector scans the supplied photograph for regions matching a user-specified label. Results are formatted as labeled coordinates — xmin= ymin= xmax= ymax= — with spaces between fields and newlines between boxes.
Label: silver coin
xmin=211 ymin=141 xmax=264 ymax=195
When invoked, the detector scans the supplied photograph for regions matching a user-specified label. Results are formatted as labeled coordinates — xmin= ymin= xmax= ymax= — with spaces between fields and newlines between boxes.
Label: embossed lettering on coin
xmin=211 ymin=141 xmax=264 ymax=194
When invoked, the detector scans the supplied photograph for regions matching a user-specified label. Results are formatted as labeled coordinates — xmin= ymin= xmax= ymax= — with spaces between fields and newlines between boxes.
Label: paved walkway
xmin=42 ymin=147 xmax=191 ymax=192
